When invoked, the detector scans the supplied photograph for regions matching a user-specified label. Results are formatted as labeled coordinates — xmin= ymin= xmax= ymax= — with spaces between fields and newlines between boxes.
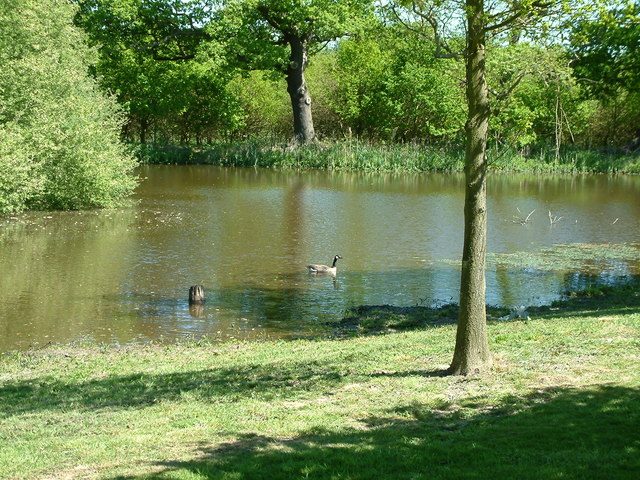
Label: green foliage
xmin=227 ymin=71 xmax=291 ymax=137
xmin=76 ymin=0 xmax=213 ymax=62
xmin=332 ymin=24 xmax=588 ymax=151
xmin=212 ymin=0 xmax=376 ymax=69
xmin=76 ymin=0 xmax=243 ymax=143
xmin=68 ymin=0 xmax=639 ymax=154
xmin=487 ymin=44 xmax=579 ymax=148
xmin=571 ymin=2 xmax=640 ymax=97
xmin=577 ymin=91 xmax=640 ymax=148
xmin=569 ymin=2 xmax=640 ymax=148
xmin=0 ymin=0 xmax=137 ymax=214
xmin=304 ymin=53 xmax=343 ymax=136
xmin=213 ymin=0 xmax=377 ymax=142
xmin=335 ymin=25 xmax=466 ymax=142
xmin=223 ymin=51 xmax=344 ymax=140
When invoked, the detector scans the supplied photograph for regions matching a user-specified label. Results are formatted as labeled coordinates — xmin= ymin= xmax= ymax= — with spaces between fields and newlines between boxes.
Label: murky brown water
xmin=1 ymin=166 xmax=639 ymax=351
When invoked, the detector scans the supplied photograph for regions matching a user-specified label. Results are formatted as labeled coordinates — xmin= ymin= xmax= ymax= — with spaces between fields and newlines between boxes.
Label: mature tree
xmin=213 ymin=0 xmax=375 ymax=145
xmin=227 ymin=52 xmax=342 ymax=138
xmin=453 ymin=0 xmax=494 ymax=375
xmin=392 ymin=0 xmax=561 ymax=374
xmin=77 ymin=0 xmax=375 ymax=145
xmin=0 ymin=0 xmax=137 ymax=214
xmin=76 ymin=0 xmax=242 ymax=144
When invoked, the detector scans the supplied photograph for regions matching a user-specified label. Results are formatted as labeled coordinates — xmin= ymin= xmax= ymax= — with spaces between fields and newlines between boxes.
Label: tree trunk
xmin=448 ymin=0 xmax=492 ymax=376
xmin=286 ymin=36 xmax=315 ymax=145
xmin=140 ymin=116 xmax=148 ymax=145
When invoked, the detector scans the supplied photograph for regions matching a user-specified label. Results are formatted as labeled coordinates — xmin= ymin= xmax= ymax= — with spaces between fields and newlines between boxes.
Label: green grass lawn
xmin=1 ymin=290 xmax=639 ymax=479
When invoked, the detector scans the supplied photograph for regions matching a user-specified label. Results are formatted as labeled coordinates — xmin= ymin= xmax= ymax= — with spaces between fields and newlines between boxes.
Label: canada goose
xmin=307 ymin=255 xmax=342 ymax=275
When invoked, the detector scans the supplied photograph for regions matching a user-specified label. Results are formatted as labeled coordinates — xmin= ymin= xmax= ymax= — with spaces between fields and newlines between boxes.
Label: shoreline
xmin=136 ymin=139 xmax=640 ymax=175
xmin=2 ymin=286 xmax=638 ymax=478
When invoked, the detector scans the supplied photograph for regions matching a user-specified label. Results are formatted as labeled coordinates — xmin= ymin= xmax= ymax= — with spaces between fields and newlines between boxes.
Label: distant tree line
xmin=1 ymin=0 xmax=638 ymax=214
xmin=74 ymin=1 xmax=639 ymax=153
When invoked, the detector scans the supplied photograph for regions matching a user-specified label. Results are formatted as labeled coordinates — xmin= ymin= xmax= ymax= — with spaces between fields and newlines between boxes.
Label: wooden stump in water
xmin=189 ymin=285 xmax=205 ymax=305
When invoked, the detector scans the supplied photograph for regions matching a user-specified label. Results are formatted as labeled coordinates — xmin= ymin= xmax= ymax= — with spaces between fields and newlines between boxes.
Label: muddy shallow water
xmin=1 ymin=166 xmax=639 ymax=351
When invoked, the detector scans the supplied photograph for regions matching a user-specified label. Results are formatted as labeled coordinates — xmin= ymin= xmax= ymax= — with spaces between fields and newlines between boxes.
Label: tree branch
xmin=390 ymin=2 xmax=462 ymax=59
xmin=485 ymin=0 xmax=557 ymax=34
xmin=257 ymin=5 xmax=294 ymax=37
xmin=488 ymin=70 xmax=528 ymax=116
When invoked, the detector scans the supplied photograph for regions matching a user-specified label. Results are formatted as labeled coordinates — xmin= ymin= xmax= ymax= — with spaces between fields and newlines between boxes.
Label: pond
xmin=1 ymin=166 xmax=639 ymax=352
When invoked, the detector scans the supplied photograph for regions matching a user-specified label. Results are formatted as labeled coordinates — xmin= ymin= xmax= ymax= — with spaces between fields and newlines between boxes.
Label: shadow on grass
xmin=0 ymin=357 xmax=350 ymax=418
xmin=2 ymin=282 xmax=638 ymax=419
xmin=112 ymin=385 xmax=640 ymax=480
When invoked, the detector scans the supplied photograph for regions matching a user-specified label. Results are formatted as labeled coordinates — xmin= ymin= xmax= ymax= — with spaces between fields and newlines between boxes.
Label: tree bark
xmin=448 ymin=0 xmax=492 ymax=376
xmin=286 ymin=36 xmax=315 ymax=145
xmin=139 ymin=117 xmax=148 ymax=145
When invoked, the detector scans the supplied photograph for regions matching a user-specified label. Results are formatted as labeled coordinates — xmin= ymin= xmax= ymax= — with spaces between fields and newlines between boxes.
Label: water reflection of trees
xmin=283 ymin=180 xmax=306 ymax=264
xmin=138 ymin=166 xmax=640 ymax=199
xmin=562 ymin=271 xmax=639 ymax=293
xmin=492 ymin=265 xmax=563 ymax=307
xmin=3 ymin=168 xmax=640 ymax=350
xmin=0 ymin=210 xmax=135 ymax=351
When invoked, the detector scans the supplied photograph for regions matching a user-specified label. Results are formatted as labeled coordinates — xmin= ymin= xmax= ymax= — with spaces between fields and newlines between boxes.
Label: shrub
xmin=0 ymin=0 xmax=137 ymax=214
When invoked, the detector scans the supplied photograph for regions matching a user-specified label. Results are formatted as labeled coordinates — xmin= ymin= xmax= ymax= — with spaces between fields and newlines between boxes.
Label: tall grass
xmin=138 ymin=138 xmax=465 ymax=172
xmin=137 ymin=138 xmax=640 ymax=174
xmin=489 ymin=145 xmax=640 ymax=174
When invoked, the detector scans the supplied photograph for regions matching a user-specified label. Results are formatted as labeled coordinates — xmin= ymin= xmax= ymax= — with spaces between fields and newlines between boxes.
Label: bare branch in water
xmin=508 ymin=208 xmax=536 ymax=225
xmin=548 ymin=210 xmax=563 ymax=225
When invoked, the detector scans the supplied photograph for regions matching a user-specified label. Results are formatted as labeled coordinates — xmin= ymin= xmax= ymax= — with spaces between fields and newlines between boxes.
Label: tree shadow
xmin=0 ymin=357 xmax=350 ymax=419
xmin=110 ymin=385 xmax=640 ymax=479
xmin=3 ymin=279 xmax=638 ymax=419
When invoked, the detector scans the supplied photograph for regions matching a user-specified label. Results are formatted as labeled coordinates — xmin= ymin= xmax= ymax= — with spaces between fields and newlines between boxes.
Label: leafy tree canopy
xmin=76 ymin=0 xmax=243 ymax=142
xmin=76 ymin=0 xmax=214 ymax=61
xmin=571 ymin=2 xmax=640 ymax=97
xmin=215 ymin=0 xmax=374 ymax=58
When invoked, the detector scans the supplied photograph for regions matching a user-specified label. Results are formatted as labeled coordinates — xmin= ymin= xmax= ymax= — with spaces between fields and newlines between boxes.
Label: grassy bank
xmin=137 ymin=139 xmax=640 ymax=174
xmin=1 ymin=287 xmax=639 ymax=479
